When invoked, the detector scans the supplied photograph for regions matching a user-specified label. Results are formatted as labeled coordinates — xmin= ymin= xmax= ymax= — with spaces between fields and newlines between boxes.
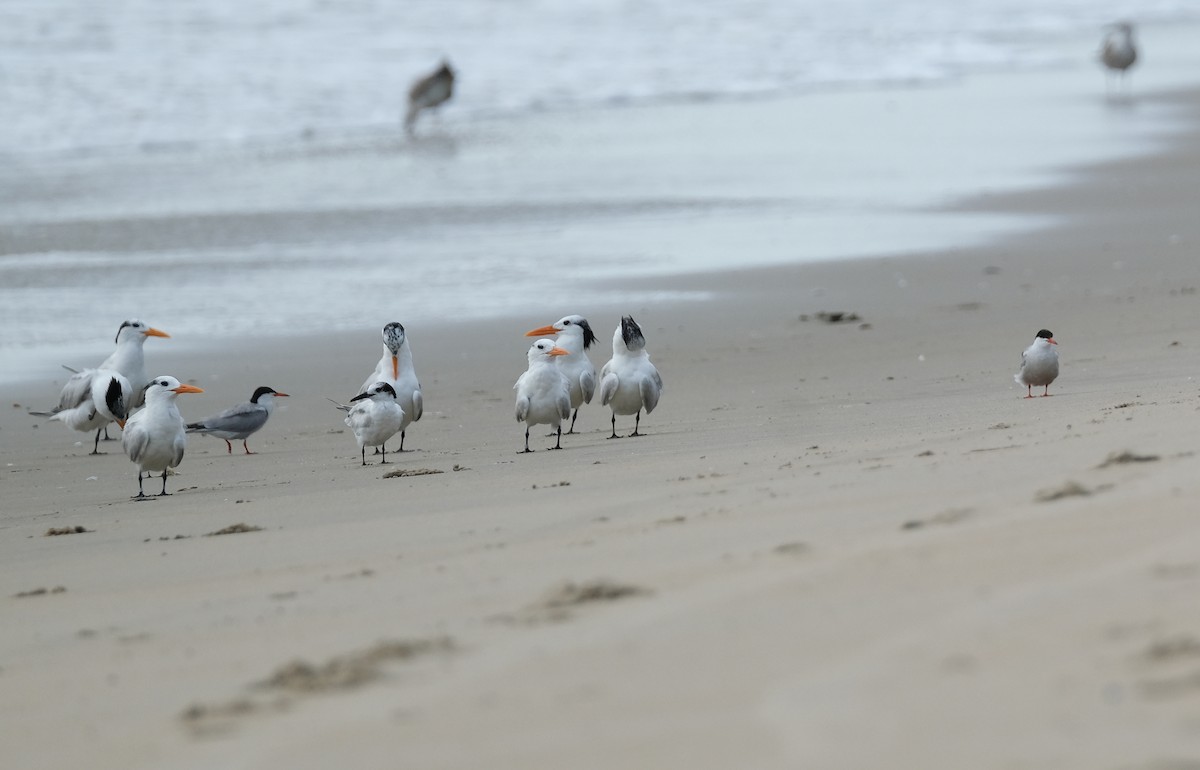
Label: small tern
xmin=526 ymin=314 xmax=597 ymax=434
xmin=514 ymin=339 xmax=572 ymax=452
xmin=599 ymin=316 xmax=664 ymax=438
xmin=186 ymin=386 xmax=289 ymax=454
xmin=1015 ymin=329 xmax=1059 ymax=398
xmin=343 ymin=382 xmax=405 ymax=466
xmin=338 ymin=323 xmax=423 ymax=452
xmin=123 ymin=376 xmax=204 ymax=498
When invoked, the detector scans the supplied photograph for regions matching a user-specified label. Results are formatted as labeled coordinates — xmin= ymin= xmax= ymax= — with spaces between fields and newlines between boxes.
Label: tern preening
xmin=1100 ymin=22 xmax=1137 ymax=96
xmin=344 ymin=382 xmax=406 ymax=466
xmin=1015 ymin=329 xmax=1059 ymax=398
xmin=122 ymin=376 xmax=204 ymax=498
xmin=342 ymin=322 xmax=423 ymax=452
xmin=514 ymin=339 xmax=572 ymax=452
xmin=599 ymin=316 xmax=664 ymax=438
xmin=405 ymin=60 xmax=455 ymax=134
xmin=525 ymin=314 xmax=597 ymax=434
xmin=186 ymin=386 xmax=289 ymax=454
xmin=31 ymin=319 xmax=169 ymax=452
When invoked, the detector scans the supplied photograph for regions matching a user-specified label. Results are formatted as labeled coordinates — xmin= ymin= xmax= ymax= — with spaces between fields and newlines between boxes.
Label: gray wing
xmin=57 ymin=370 xmax=95 ymax=412
xmin=599 ymin=371 xmax=619 ymax=406
xmin=172 ymin=426 xmax=187 ymax=467
xmin=641 ymin=375 xmax=661 ymax=414
xmin=579 ymin=368 xmax=596 ymax=404
xmin=556 ymin=390 xmax=571 ymax=421
xmin=515 ymin=394 xmax=530 ymax=422
xmin=411 ymin=388 xmax=423 ymax=422
xmin=189 ymin=403 xmax=267 ymax=437
xmin=123 ymin=421 xmax=149 ymax=465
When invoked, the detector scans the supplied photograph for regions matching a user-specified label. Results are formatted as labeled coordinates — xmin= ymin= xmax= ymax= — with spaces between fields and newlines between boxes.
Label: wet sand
xmin=4 ymin=85 xmax=1200 ymax=769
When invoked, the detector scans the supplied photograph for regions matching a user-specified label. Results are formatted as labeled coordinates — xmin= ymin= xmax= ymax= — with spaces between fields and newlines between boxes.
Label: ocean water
xmin=1 ymin=0 xmax=1198 ymax=157
xmin=3 ymin=1 xmax=1200 ymax=383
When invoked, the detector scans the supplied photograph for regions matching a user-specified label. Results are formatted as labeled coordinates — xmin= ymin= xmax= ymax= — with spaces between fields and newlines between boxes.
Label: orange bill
xmin=392 ymin=355 xmax=399 ymax=380
xmin=548 ymin=347 xmax=570 ymax=356
xmin=144 ymin=327 xmax=170 ymax=338
xmin=172 ymin=384 xmax=204 ymax=394
xmin=525 ymin=325 xmax=559 ymax=337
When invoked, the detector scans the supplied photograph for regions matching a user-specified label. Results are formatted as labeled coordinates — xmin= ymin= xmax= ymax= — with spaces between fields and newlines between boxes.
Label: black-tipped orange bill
xmin=525 ymin=325 xmax=558 ymax=337
xmin=392 ymin=355 xmax=399 ymax=380
xmin=275 ymin=392 xmax=291 ymax=397
xmin=144 ymin=327 xmax=170 ymax=338
xmin=173 ymin=384 xmax=204 ymax=394
xmin=548 ymin=347 xmax=570 ymax=356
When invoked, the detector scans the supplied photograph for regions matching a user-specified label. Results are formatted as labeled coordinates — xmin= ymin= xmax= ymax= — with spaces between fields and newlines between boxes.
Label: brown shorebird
xmin=405 ymin=60 xmax=455 ymax=133
xmin=1100 ymin=22 xmax=1137 ymax=97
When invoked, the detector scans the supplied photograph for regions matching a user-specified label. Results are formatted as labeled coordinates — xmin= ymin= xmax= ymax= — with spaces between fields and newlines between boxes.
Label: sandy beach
xmin=6 ymin=63 xmax=1200 ymax=770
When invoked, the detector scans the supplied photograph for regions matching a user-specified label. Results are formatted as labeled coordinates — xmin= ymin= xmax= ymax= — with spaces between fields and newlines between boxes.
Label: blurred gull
xmin=405 ymin=60 xmax=455 ymax=134
xmin=1100 ymin=22 xmax=1137 ymax=97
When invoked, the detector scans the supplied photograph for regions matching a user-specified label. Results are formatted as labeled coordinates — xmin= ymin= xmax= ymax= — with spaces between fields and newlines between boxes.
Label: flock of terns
xmin=30 ymin=315 xmax=665 ymax=499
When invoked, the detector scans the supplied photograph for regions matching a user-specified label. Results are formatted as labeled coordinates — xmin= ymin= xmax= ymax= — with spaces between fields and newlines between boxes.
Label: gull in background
xmin=123 ymin=376 xmax=204 ymax=498
xmin=525 ymin=314 xmax=597 ymax=434
xmin=1014 ymin=329 xmax=1059 ymax=398
xmin=343 ymin=382 xmax=405 ymax=466
xmin=186 ymin=386 xmax=289 ymax=454
xmin=1100 ymin=21 xmax=1138 ymax=97
xmin=30 ymin=319 xmax=169 ymax=452
xmin=405 ymin=60 xmax=455 ymax=134
xmin=514 ymin=339 xmax=572 ymax=453
xmin=599 ymin=316 xmax=664 ymax=438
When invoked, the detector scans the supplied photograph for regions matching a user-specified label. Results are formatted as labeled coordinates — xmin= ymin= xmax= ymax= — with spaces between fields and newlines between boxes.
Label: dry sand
xmin=5 ymin=90 xmax=1200 ymax=769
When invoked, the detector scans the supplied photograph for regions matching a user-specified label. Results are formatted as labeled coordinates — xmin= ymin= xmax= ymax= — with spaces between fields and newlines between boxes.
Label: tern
xmin=186 ymin=386 xmax=289 ymax=454
xmin=31 ymin=319 xmax=169 ymax=452
xmin=122 ymin=376 xmax=204 ymax=498
xmin=599 ymin=316 xmax=664 ymax=438
xmin=332 ymin=323 xmax=424 ymax=452
xmin=514 ymin=339 xmax=572 ymax=452
xmin=1015 ymin=329 xmax=1059 ymax=398
xmin=344 ymin=382 xmax=405 ymax=466
xmin=405 ymin=60 xmax=455 ymax=134
xmin=1101 ymin=22 xmax=1137 ymax=96
xmin=30 ymin=370 xmax=132 ymax=453
xmin=525 ymin=314 xmax=597 ymax=434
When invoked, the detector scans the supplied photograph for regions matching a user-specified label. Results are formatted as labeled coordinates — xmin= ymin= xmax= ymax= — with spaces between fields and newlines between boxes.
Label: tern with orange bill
xmin=30 ymin=318 xmax=169 ymax=452
xmin=122 ymin=376 xmax=204 ymax=498
xmin=345 ymin=322 xmax=423 ymax=452
xmin=525 ymin=314 xmax=597 ymax=434
xmin=514 ymin=339 xmax=572 ymax=452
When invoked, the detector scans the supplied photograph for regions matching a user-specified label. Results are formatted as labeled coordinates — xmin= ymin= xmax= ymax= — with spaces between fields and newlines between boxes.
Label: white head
xmin=527 ymin=338 xmax=570 ymax=364
xmin=115 ymin=319 xmax=170 ymax=346
xmin=143 ymin=375 xmax=204 ymax=402
xmin=525 ymin=314 xmax=596 ymax=351
xmin=352 ymin=381 xmax=398 ymax=402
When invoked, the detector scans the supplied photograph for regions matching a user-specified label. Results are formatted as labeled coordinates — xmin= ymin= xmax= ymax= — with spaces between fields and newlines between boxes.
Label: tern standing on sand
xmin=186 ymin=386 xmax=289 ymax=454
xmin=1015 ymin=329 xmax=1059 ymax=398
xmin=599 ymin=316 xmax=664 ymax=438
xmin=1100 ymin=22 xmax=1137 ymax=94
xmin=344 ymin=382 xmax=405 ymax=466
xmin=525 ymin=315 xmax=597 ymax=434
xmin=344 ymin=322 xmax=423 ymax=452
xmin=30 ymin=319 xmax=169 ymax=452
xmin=123 ymin=376 xmax=204 ymax=498
xmin=514 ymin=339 xmax=572 ymax=452
xmin=405 ymin=60 xmax=455 ymax=134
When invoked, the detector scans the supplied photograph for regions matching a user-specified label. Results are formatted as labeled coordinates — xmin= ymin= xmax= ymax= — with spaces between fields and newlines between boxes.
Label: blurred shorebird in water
xmin=405 ymin=60 xmax=455 ymax=134
xmin=1100 ymin=22 xmax=1137 ymax=99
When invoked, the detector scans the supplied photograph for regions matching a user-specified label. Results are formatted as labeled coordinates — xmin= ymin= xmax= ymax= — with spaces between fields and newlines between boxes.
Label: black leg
xmin=380 ymin=442 xmax=389 ymax=464
xmin=91 ymin=427 xmax=103 ymax=455
xmin=566 ymin=408 xmax=579 ymax=435
xmin=399 ymin=430 xmax=406 ymax=452
xmin=630 ymin=410 xmax=643 ymax=437
xmin=157 ymin=469 xmax=171 ymax=496
xmin=607 ymin=412 xmax=619 ymax=439
xmin=134 ymin=472 xmax=146 ymax=499
xmin=361 ymin=446 xmax=367 ymax=466
xmin=224 ymin=439 xmax=233 ymax=454
xmin=551 ymin=425 xmax=562 ymax=450
xmin=521 ymin=426 xmax=533 ymax=453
